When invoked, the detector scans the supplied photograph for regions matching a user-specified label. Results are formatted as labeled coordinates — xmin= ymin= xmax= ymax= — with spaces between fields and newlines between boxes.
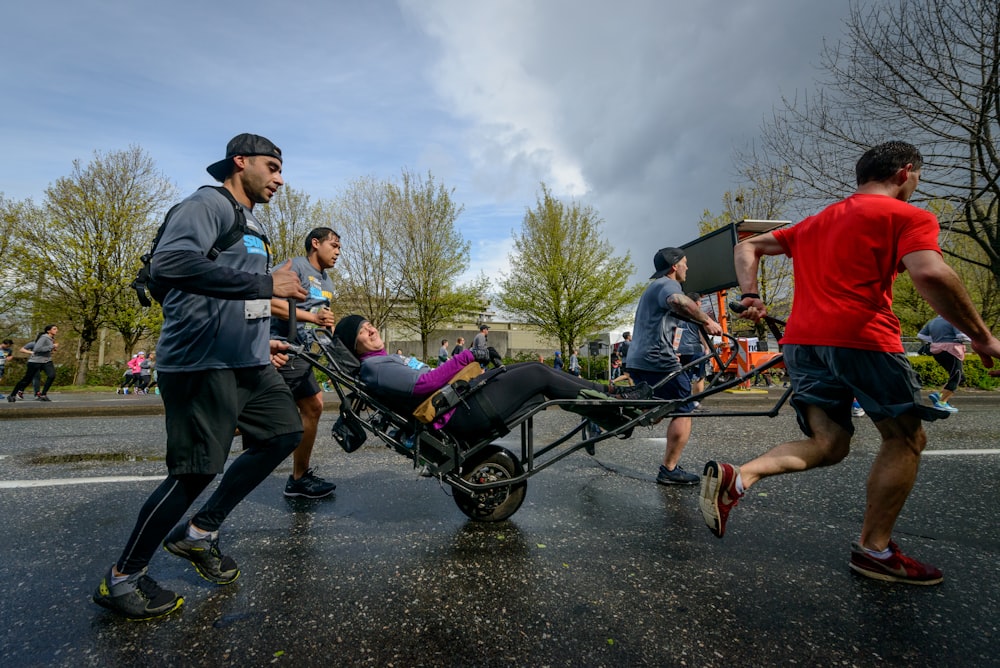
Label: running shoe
xmin=849 ymin=541 xmax=943 ymax=585
xmin=700 ymin=461 xmax=743 ymax=537
xmin=36 ymin=395 xmax=51 ymax=402
xmin=933 ymin=400 xmax=958 ymax=413
xmin=93 ymin=566 xmax=183 ymax=620
xmin=6 ymin=395 xmax=13 ymax=403
xmin=163 ymin=524 xmax=240 ymax=584
xmin=928 ymin=392 xmax=940 ymax=404
xmin=851 ymin=400 xmax=865 ymax=418
xmin=611 ymin=382 xmax=654 ymax=401
xmin=656 ymin=464 xmax=699 ymax=486
xmin=283 ymin=469 xmax=337 ymax=498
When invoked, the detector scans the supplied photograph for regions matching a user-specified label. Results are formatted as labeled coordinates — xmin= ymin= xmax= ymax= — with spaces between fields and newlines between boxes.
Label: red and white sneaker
xmin=849 ymin=541 xmax=943 ymax=585
xmin=700 ymin=461 xmax=742 ymax=538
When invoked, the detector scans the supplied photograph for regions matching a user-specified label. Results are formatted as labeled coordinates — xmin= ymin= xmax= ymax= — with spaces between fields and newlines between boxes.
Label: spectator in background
xmin=438 ymin=340 xmax=450 ymax=365
xmin=568 ymin=348 xmax=581 ymax=376
xmin=917 ymin=315 xmax=970 ymax=413
xmin=118 ymin=354 xmax=142 ymax=395
xmin=9 ymin=325 xmax=59 ymax=402
xmin=553 ymin=351 xmax=563 ymax=371
xmin=137 ymin=352 xmax=154 ymax=394
xmin=472 ymin=324 xmax=490 ymax=352
xmin=0 ymin=339 xmax=12 ymax=399
xmin=131 ymin=352 xmax=147 ymax=393
xmin=609 ymin=356 xmax=623 ymax=382
xmin=618 ymin=332 xmax=632 ymax=373
xmin=17 ymin=340 xmax=43 ymax=397
xmin=451 ymin=337 xmax=466 ymax=357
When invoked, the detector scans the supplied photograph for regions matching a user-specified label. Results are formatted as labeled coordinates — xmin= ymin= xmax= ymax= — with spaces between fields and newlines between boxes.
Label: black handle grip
xmin=287 ymin=299 xmax=298 ymax=344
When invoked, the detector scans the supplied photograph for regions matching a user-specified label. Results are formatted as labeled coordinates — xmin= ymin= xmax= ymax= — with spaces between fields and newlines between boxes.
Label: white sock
xmin=862 ymin=545 xmax=893 ymax=560
xmin=735 ymin=473 xmax=745 ymax=495
xmin=110 ymin=568 xmax=131 ymax=586
xmin=187 ymin=524 xmax=212 ymax=540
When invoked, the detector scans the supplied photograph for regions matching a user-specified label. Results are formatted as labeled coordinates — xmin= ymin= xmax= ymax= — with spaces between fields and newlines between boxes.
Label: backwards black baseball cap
xmin=650 ymin=247 xmax=685 ymax=279
xmin=206 ymin=133 xmax=282 ymax=182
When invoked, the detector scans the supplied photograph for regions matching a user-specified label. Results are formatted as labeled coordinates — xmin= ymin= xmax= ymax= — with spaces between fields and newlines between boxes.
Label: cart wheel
xmin=452 ymin=445 xmax=527 ymax=522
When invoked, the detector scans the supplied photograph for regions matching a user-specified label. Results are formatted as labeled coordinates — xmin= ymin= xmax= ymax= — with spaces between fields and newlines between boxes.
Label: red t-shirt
xmin=774 ymin=193 xmax=940 ymax=352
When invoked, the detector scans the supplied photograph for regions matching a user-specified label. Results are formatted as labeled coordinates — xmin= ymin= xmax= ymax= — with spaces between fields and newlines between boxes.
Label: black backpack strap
xmin=200 ymin=186 xmax=247 ymax=261
xmin=200 ymin=185 xmax=272 ymax=271
xmin=134 ymin=186 xmax=272 ymax=307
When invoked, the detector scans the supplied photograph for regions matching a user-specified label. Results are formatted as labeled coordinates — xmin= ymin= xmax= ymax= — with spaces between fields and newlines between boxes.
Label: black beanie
xmin=333 ymin=315 xmax=368 ymax=356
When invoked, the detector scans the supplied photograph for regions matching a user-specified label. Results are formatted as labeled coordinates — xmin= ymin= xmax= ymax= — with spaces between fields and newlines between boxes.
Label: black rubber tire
xmin=452 ymin=445 xmax=527 ymax=522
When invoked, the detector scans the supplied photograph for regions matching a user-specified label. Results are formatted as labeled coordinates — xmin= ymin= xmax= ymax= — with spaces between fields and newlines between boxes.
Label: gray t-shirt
xmin=153 ymin=188 xmax=272 ymax=372
xmin=626 ymin=277 xmax=684 ymax=373
xmin=269 ymin=255 xmax=335 ymax=343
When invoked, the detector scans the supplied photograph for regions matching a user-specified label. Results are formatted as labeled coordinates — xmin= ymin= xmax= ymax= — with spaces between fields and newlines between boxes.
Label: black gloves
xmin=472 ymin=346 xmax=503 ymax=367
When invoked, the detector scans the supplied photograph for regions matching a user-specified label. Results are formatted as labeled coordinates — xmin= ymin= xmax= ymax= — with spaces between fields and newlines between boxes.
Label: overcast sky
xmin=1 ymin=0 xmax=852 ymax=286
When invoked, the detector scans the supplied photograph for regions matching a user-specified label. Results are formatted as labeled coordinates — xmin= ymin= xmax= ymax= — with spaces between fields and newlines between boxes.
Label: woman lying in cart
xmin=332 ymin=314 xmax=652 ymax=438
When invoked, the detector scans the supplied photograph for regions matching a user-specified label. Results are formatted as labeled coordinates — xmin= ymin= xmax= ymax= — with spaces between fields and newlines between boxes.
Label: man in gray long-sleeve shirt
xmin=92 ymin=133 xmax=308 ymax=621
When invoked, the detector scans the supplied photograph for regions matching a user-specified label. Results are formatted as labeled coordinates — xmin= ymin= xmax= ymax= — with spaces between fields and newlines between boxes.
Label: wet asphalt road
xmin=0 ymin=390 xmax=998 ymax=667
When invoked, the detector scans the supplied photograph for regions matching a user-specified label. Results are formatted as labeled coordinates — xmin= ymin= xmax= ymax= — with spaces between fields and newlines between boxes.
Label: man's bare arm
xmin=904 ymin=249 xmax=1000 ymax=366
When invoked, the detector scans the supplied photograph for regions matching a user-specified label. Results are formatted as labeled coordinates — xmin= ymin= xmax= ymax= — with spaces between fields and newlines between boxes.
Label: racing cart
xmin=284 ymin=306 xmax=789 ymax=522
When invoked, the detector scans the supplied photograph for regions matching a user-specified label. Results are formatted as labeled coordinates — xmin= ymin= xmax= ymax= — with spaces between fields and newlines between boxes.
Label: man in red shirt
xmin=700 ymin=141 xmax=1000 ymax=585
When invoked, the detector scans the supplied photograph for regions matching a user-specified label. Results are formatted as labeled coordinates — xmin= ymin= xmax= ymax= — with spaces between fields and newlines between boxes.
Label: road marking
xmin=923 ymin=449 xmax=1000 ymax=456
xmin=0 ymin=476 xmax=161 ymax=489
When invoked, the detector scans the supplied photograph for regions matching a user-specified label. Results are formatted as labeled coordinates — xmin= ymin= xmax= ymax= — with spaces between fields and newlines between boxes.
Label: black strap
xmin=134 ymin=186 xmax=271 ymax=306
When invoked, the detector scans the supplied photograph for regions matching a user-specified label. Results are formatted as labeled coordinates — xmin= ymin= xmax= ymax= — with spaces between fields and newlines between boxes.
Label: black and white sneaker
xmin=93 ymin=566 xmax=183 ymax=620
xmin=283 ymin=469 xmax=337 ymax=499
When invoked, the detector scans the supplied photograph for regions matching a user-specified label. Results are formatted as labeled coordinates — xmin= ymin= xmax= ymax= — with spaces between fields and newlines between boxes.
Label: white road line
xmin=923 ymin=449 xmax=1000 ymax=456
xmin=0 ymin=476 xmax=161 ymax=489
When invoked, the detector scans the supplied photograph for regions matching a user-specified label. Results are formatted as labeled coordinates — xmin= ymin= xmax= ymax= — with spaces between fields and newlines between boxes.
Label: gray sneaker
xmin=93 ymin=566 xmax=183 ymax=620
xmin=283 ymin=469 xmax=337 ymax=498
xmin=656 ymin=464 xmax=700 ymax=486
xmin=163 ymin=524 xmax=240 ymax=584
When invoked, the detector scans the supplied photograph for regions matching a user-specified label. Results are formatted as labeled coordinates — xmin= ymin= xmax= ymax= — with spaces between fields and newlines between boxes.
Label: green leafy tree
xmin=18 ymin=146 xmax=175 ymax=383
xmin=0 ymin=195 xmax=31 ymax=334
xmin=498 ymin=183 xmax=644 ymax=355
xmin=252 ymin=184 xmax=325 ymax=265
xmin=105 ymin=286 xmax=163 ymax=358
xmin=388 ymin=169 xmax=487 ymax=359
xmin=326 ymin=175 xmax=405 ymax=330
xmin=748 ymin=0 xmax=1000 ymax=295
xmin=700 ymin=164 xmax=795 ymax=335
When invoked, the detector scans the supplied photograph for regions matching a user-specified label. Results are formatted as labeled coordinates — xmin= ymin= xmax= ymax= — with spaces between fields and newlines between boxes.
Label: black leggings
xmin=444 ymin=362 xmax=605 ymax=438
xmin=12 ymin=361 xmax=54 ymax=397
xmin=116 ymin=432 xmax=299 ymax=574
xmin=933 ymin=351 xmax=964 ymax=392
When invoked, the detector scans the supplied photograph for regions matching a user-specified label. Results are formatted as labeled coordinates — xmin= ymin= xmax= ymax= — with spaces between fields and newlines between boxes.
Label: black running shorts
xmin=783 ymin=344 xmax=925 ymax=436
xmin=159 ymin=365 xmax=302 ymax=475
